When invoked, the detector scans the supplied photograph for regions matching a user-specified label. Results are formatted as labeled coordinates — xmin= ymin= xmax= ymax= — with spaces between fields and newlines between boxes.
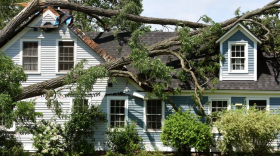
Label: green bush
xmin=0 ymin=130 xmax=30 ymax=156
xmin=215 ymin=107 xmax=280 ymax=156
xmin=106 ymin=122 xmax=143 ymax=155
xmin=161 ymin=110 xmax=212 ymax=154
xmin=32 ymin=119 xmax=65 ymax=155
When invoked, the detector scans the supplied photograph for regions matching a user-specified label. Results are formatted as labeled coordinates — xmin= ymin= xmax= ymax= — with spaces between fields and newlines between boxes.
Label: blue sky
xmin=141 ymin=0 xmax=273 ymax=31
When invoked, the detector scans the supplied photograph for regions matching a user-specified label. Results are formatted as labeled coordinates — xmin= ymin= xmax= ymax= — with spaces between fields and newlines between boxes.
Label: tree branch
xmin=39 ymin=0 xmax=208 ymax=28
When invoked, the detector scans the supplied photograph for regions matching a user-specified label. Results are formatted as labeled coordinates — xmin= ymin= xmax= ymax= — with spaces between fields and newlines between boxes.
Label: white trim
xmin=43 ymin=9 xmax=58 ymax=20
xmin=219 ymin=42 xmax=223 ymax=81
xmin=254 ymin=42 xmax=257 ymax=81
xmin=0 ymin=9 xmax=59 ymax=52
xmin=0 ymin=16 xmax=43 ymax=52
xmin=216 ymin=23 xmax=262 ymax=44
xmin=227 ymin=41 xmax=248 ymax=73
xmin=106 ymin=96 xmax=128 ymax=128
xmin=179 ymin=90 xmax=280 ymax=96
xmin=56 ymin=39 xmax=77 ymax=73
xmin=20 ymin=39 xmax=41 ymax=74
xmin=143 ymin=99 xmax=165 ymax=133
xmin=246 ymin=98 xmax=269 ymax=111
xmin=126 ymin=78 xmax=145 ymax=91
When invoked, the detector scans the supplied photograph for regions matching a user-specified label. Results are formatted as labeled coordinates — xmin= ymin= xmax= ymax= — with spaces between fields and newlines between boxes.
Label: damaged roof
xmin=86 ymin=31 xmax=280 ymax=91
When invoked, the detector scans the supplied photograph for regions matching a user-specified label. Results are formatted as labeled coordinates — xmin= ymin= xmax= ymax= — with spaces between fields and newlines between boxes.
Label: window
xmin=146 ymin=100 xmax=163 ymax=131
xmin=210 ymin=100 xmax=228 ymax=122
xmin=211 ymin=101 xmax=228 ymax=113
xmin=249 ymin=100 xmax=267 ymax=110
xmin=22 ymin=41 xmax=38 ymax=71
xmin=110 ymin=100 xmax=125 ymax=128
xmin=231 ymin=45 xmax=245 ymax=71
xmin=58 ymin=41 xmax=74 ymax=72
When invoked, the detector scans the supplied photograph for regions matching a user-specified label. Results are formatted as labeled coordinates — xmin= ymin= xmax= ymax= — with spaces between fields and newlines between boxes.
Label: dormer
xmin=216 ymin=23 xmax=262 ymax=81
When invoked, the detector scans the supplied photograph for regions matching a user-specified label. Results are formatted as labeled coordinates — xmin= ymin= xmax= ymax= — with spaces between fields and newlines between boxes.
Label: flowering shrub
xmin=32 ymin=119 xmax=65 ymax=155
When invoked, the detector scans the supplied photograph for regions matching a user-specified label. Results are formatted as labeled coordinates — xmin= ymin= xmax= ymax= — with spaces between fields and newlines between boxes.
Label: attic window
xmin=228 ymin=41 xmax=248 ymax=73
xmin=231 ymin=45 xmax=245 ymax=70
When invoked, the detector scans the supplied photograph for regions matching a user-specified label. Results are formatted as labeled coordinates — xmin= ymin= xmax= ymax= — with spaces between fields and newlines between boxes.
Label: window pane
xmin=146 ymin=100 xmax=162 ymax=131
xmin=249 ymin=100 xmax=266 ymax=110
xmin=110 ymin=100 xmax=125 ymax=128
xmin=236 ymin=45 xmax=240 ymax=51
xmin=232 ymin=45 xmax=235 ymax=51
xmin=241 ymin=45 xmax=244 ymax=51
xmin=59 ymin=41 xmax=74 ymax=71
xmin=22 ymin=42 xmax=38 ymax=71
xmin=212 ymin=101 xmax=227 ymax=113
xmin=232 ymin=52 xmax=235 ymax=57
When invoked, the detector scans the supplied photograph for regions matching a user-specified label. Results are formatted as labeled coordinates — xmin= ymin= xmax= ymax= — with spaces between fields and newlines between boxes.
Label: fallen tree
xmin=1 ymin=0 xmax=280 ymax=115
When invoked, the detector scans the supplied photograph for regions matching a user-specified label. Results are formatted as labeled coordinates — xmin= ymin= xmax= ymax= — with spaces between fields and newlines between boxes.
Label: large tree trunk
xmin=4 ymin=0 xmax=280 ymax=101
xmin=0 ymin=0 xmax=39 ymax=46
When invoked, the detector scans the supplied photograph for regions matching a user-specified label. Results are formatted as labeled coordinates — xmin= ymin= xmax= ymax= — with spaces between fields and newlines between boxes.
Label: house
xmin=1 ymin=3 xmax=280 ymax=153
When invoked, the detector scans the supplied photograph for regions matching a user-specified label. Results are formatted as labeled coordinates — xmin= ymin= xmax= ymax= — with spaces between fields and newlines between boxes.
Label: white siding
xmin=2 ymin=11 xmax=143 ymax=151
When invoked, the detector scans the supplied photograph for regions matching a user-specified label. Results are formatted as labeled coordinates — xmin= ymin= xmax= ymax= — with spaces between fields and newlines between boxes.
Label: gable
xmin=217 ymin=23 xmax=258 ymax=81
xmin=222 ymin=30 xmax=255 ymax=74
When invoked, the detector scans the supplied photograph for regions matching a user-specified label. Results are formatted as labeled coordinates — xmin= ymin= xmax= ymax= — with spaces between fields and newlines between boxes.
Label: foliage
xmin=32 ymin=119 xmax=65 ymax=156
xmin=0 ymin=0 xmax=27 ymax=29
xmin=0 ymin=130 xmax=30 ymax=156
xmin=215 ymin=107 xmax=280 ymax=156
xmin=106 ymin=122 xmax=143 ymax=155
xmin=161 ymin=109 xmax=212 ymax=153
xmin=105 ymin=150 xmax=170 ymax=156
xmin=63 ymin=102 xmax=107 ymax=155
xmin=72 ymin=0 xmax=143 ymax=31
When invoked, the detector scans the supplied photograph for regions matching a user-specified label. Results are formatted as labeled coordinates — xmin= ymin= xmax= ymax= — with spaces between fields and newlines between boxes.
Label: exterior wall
xmin=3 ymin=10 xmax=280 ymax=152
xmin=220 ymin=30 xmax=256 ymax=81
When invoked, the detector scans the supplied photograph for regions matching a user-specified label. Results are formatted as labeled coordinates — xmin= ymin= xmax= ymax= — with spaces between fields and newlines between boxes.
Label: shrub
xmin=161 ymin=110 xmax=212 ymax=154
xmin=106 ymin=122 xmax=143 ymax=155
xmin=32 ymin=119 xmax=65 ymax=155
xmin=0 ymin=130 xmax=30 ymax=156
xmin=215 ymin=107 xmax=280 ymax=155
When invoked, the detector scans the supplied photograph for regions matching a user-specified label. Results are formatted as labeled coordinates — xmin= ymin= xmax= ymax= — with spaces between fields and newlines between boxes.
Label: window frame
xmin=246 ymin=98 xmax=269 ymax=111
xmin=208 ymin=97 xmax=231 ymax=114
xmin=56 ymin=39 xmax=77 ymax=73
xmin=143 ymin=99 xmax=165 ymax=133
xmin=20 ymin=39 xmax=41 ymax=74
xmin=228 ymin=41 xmax=248 ymax=73
xmin=107 ymin=96 xmax=128 ymax=129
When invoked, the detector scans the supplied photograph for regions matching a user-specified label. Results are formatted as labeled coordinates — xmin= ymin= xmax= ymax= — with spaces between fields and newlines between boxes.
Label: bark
xmin=5 ymin=0 xmax=280 ymax=103
xmin=0 ymin=0 xmax=39 ymax=46
xmin=39 ymin=1 xmax=208 ymax=28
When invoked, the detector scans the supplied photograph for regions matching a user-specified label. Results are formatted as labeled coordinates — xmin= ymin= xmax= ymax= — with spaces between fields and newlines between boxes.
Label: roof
xmin=0 ymin=5 xmax=115 ymax=62
xmin=86 ymin=31 xmax=280 ymax=91
xmin=216 ymin=23 xmax=262 ymax=44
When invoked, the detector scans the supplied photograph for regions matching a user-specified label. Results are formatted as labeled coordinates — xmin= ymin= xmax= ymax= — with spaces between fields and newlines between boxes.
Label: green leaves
xmin=215 ymin=107 xmax=280 ymax=155
xmin=106 ymin=122 xmax=143 ymax=155
xmin=161 ymin=110 xmax=212 ymax=153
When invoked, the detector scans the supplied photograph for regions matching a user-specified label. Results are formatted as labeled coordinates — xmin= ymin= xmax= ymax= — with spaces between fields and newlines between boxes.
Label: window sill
xmin=228 ymin=71 xmax=248 ymax=74
xmin=25 ymin=72 xmax=41 ymax=75
xmin=144 ymin=130 xmax=162 ymax=133
xmin=56 ymin=72 xmax=70 ymax=75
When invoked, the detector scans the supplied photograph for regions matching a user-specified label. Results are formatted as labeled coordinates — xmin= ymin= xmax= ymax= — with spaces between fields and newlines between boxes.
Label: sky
xmin=141 ymin=0 xmax=273 ymax=31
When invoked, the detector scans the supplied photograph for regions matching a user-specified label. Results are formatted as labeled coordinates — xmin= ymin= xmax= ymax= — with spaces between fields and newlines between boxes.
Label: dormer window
xmin=216 ymin=23 xmax=261 ymax=81
xmin=230 ymin=43 xmax=247 ymax=72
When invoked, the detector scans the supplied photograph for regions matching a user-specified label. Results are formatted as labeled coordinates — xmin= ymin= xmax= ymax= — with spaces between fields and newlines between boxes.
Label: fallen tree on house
xmin=1 ymin=0 xmax=280 ymax=116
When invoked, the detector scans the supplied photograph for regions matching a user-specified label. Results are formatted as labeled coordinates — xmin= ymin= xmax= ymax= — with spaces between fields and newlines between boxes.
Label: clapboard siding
xmin=270 ymin=98 xmax=280 ymax=112
xmin=221 ymin=29 xmax=256 ymax=80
